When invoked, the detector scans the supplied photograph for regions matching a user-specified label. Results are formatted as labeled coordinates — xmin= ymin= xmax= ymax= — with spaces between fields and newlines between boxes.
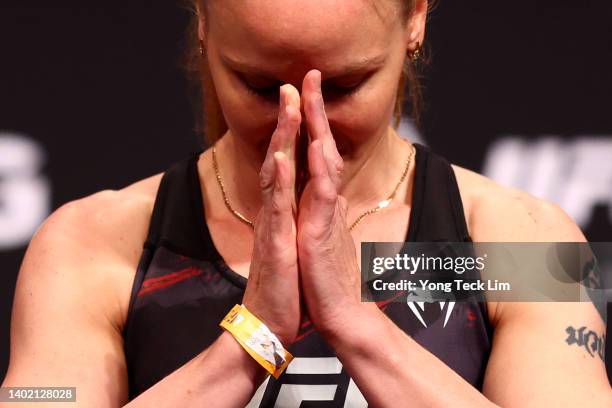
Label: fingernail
xmin=273 ymin=151 xmax=285 ymax=161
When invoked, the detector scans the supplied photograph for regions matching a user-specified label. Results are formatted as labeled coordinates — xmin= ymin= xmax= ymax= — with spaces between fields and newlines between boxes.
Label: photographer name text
xmin=372 ymin=279 xmax=511 ymax=293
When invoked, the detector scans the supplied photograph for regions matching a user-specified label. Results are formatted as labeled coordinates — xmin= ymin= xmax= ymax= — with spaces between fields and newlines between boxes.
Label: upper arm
xmin=473 ymin=193 xmax=611 ymax=406
xmin=2 ymin=191 xmax=150 ymax=407
xmin=483 ymin=301 xmax=609 ymax=406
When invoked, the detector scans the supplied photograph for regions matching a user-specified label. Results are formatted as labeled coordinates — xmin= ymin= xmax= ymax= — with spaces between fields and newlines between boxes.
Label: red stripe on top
xmin=138 ymin=266 xmax=203 ymax=297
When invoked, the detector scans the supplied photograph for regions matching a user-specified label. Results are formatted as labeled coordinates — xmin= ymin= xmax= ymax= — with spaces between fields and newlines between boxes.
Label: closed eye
xmin=323 ymin=81 xmax=363 ymax=97
xmin=244 ymin=84 xmax=279 ymax=99
xmin=238 ymin=74 xmax=280 ymax=100
xmin=321 ymin=74 xmax=373 ymax=101
xmin=239 ymin=73 xmax=371 ymax=100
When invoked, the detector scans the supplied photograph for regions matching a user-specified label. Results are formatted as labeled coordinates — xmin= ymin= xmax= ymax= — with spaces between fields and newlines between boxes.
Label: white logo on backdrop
xmin=0 ymin=133 xmax=50 ymax=250
xmin=482 ymin=136 xmax=612 ymax=228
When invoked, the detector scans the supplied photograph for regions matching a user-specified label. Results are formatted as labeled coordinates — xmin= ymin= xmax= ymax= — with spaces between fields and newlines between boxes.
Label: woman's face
xmin=201 ymin=0 xmax=424 ymax=153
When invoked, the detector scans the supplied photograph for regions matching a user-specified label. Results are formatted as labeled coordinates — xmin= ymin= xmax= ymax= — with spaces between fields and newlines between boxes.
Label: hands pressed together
xmin=242 ymin=70 xmax=363 ymax=346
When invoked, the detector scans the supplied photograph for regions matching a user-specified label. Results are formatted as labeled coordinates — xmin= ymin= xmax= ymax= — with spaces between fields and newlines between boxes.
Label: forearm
xmin=325 ymin=303 xmax=498 ymax=408
xmin=123 ymin=331 xmax=268 ymax=407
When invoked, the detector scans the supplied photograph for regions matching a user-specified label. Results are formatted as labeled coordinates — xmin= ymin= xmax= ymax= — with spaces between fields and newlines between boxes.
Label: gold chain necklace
xmin=212 ymin=143 xmax=415 ymax=231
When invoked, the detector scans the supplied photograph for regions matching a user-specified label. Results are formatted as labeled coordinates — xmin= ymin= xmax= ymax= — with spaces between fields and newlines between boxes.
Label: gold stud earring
xmin=410 ymin=42 xmax=422 ymax=63
xmin=199 ymin=40 xmax=205 ymax=56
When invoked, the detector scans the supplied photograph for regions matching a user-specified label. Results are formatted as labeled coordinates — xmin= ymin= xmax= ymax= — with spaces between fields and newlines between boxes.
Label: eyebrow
xmin=221 ymin=53 xmax=387 ymax=80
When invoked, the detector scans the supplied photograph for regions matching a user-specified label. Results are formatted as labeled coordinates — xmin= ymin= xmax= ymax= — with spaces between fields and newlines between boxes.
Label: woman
xmin=2 ymin=0 xmax=610 ymax=406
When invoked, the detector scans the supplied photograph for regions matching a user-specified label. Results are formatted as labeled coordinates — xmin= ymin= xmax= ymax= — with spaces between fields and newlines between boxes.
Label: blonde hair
xmin=182 ymin=0 xmax=432 ymax=145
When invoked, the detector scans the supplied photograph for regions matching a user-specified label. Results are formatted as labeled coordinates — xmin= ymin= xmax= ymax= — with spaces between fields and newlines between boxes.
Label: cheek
xmin=327 ymin=54 xmax=405 ymax=145
xmin=327 ymin=82 xmax=397 ymax=144
xmin=222 ymin=93 xmax=278 ymax=145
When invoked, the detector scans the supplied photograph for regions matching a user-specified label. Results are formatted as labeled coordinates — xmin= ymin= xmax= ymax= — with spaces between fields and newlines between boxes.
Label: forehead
xmin=207 ymin=0 xmax=401 ymax=74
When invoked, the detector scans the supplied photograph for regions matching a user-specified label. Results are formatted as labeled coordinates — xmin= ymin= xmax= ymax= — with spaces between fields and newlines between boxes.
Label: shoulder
xmin=17 ymin=172 xmax=163 ymax=332
xmin=39 ymin=173 xmax=162 ymax=262
xmin=450 ymin=163 xmax=592 ymax=328
xmin=5 ymin=174 xmax=164 ymax=400
xmin=450 ymin=163 xmax=586 ymax=242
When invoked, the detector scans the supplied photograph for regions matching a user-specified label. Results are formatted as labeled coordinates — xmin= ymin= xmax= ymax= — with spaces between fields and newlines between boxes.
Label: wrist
xmin=317 ymin=301 xmax=383 ymax=351
xmin=241 ymin=299 xmax=296 ymax=346
xmin=220 ymin=304 xmax=294 ymax=379
xmin=216 ymin=330 xmax=270 ymax=387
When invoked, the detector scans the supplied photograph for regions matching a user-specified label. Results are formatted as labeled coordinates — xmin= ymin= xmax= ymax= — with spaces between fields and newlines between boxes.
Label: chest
xmin=206 ymin=204 xmax=413 ymax=277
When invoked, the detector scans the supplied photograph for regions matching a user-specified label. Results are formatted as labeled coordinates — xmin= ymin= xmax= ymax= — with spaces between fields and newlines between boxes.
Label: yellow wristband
xmin=220 ymin=304 xmax=293 ymax=379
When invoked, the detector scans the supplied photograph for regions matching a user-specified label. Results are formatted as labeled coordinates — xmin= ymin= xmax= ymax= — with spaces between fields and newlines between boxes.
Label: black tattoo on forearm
xmin=565 ymin=325 xmax=606 ymax=361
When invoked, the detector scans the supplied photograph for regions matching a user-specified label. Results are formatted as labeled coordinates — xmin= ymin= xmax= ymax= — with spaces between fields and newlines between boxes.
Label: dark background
xmin=1 ymin=1 xmax=611 ymax=385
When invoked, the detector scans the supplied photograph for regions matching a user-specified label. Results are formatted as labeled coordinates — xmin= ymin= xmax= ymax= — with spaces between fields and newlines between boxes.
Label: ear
xmin=404 ymin=0 xmax=428 ymax=50
xmin=195 ymin=2 xmax=207 ymax=44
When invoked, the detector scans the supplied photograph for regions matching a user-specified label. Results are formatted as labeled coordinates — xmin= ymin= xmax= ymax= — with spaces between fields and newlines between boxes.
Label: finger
xmin=260 ymin=86 xmax=288 ymax=190
xmin=261 ymin=85 xmax=301 ymax=210
xmin=269 ymin=151 xmax=294 ymax=238
xmin=259 ymin=151 xmax=292 ymax=234
xmin=306 ymin=139 xmax=338 ymax=230
xmin=268 ymin=85 xmax=300 ymax=156
xmin=295 ymin=121 xmax=310 ymax=203
xmin=282 ymin=103 xmax=301 ymax=212
xmin=278 ymin=84 xmax=301 ymax=158
xmin=302 ymin=70 xmax=330 ymax=143
xmin=302 ymin=70 xmax=344 ymax=188
xmin=259 ymin=148 xmax=276 ymax=200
